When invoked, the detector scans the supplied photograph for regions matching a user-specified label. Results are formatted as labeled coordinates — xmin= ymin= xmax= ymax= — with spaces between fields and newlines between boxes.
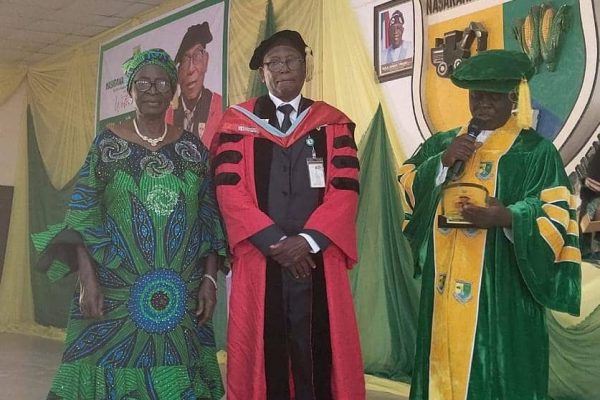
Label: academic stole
xmin=428 ymin=118 xmax=520 ymax=400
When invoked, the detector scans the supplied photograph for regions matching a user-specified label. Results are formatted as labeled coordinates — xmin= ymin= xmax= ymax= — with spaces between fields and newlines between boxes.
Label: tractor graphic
xmin=431 ymin=22 xmax=488 ymax=78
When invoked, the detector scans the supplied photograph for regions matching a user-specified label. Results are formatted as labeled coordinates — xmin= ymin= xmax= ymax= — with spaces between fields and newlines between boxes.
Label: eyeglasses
xmin=133 ymin=78 xmax=171 ymax=93
xmin=179 ymin=48 xmax=207 ymax=68
xmin=263 ymin=58 xmax=305 ymax=73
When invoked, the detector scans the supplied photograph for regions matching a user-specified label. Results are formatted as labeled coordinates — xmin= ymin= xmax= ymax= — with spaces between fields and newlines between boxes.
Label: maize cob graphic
xmin=539 ymin=3 xmax=569 ymax=71
xmin=513 ymin=5 xmax=542 ymax=67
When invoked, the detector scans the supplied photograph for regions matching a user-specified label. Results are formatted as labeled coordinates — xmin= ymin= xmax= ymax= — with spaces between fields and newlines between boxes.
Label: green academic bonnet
xmin=451 ymin=49 xmax=535 ymax=128
xmin=451 ymin=49 xmax=534 ymax=93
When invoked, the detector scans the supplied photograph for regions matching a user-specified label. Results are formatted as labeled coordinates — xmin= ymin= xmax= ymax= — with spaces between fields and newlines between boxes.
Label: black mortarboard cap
xmin=175 ymin=22 xmax=213 ymax=64
xmin=249 ymin=30 xmax=308 ymax=70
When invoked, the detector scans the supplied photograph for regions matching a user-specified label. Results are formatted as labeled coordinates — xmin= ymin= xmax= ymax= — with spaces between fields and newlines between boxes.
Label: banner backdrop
xmin=96 ymin=0 xmax=228 ymax=131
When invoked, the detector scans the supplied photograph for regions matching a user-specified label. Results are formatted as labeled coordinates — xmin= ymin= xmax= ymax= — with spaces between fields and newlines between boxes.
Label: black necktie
xmin=277 ymin=104 xmax=294 ymax=133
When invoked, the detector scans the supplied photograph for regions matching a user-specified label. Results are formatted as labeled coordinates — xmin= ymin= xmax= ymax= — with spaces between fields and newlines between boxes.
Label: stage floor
xmin=0 ymin=332 xmax=406 ymax=399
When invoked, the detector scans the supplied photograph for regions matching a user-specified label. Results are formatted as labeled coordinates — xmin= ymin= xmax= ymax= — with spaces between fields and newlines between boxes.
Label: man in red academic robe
xmin=213 ymin=30 xmax=365 ymax=400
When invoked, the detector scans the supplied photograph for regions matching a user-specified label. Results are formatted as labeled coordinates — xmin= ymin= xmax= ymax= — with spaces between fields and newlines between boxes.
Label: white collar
xmin=269 ymin=92 xmax=302 ymax=113
xmin=476 ymin=129 xmax=494 ymax=143
xmin=181 ymin=90 xmax=203 ymax=114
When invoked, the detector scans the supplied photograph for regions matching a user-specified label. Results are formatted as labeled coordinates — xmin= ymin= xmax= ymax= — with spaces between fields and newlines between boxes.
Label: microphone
xmin=448 ymin=118 xmax=483 ymax=181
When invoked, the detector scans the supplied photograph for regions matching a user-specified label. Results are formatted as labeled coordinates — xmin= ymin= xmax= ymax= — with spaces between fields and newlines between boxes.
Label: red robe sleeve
xmin=304 ymin=123 xmax=359 ymax=266
xmin=213 ymin=128 xmax=281 ymax=255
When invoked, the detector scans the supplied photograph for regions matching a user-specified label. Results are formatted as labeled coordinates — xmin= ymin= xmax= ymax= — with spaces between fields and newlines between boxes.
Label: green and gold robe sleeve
xmin=507 ymin=138 xmax=581 ymax=315
xmin=398 ymin=129 xmax=458 ymax=275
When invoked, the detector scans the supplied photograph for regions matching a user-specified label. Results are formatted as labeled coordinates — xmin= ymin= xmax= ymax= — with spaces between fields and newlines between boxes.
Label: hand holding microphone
xmin=442 ymin=119 xmax=483 ymax=181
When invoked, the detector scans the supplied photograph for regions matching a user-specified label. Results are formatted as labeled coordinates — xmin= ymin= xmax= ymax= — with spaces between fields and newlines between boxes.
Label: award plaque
xmin=438 ymin=183 xmax=489 ymax=228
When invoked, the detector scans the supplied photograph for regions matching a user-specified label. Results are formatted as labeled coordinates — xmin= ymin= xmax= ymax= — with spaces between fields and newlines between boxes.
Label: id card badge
xmin=307 ymin=157 xmax=326 ymax=188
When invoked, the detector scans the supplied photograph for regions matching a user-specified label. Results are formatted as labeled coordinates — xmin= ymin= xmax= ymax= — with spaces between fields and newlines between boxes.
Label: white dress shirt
xmin=268 ymin=92 xmax=321 ymax=253
xmin=269 ymin=92 xmax=301 ymax=135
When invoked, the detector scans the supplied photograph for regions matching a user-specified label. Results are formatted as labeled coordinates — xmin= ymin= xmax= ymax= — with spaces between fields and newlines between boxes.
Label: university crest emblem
xmin=476 ymin=161 xmax=493 ymax=180
xmin=453 ymin=280 xmax=473 ymax=303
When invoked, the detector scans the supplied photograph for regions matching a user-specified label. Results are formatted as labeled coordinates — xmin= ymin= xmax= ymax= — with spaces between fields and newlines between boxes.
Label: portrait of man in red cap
xmin=165 ymin=22 xmax=223 ymax=148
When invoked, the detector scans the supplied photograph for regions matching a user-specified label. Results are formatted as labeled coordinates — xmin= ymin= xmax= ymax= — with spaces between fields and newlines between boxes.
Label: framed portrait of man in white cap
xmin=374 ymin=0 xmax=414 ymax=82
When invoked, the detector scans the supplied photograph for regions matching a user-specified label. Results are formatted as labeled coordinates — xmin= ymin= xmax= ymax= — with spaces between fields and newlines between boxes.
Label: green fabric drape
xmin=548 ymin=306 xmax=600 ymax=400
xmin=351 ymin=105 xmax=420 ymax=382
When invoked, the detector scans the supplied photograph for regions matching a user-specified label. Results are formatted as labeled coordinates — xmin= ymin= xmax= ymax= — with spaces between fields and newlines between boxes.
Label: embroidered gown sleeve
xmin=398 ymin=130 xmax=457 ymax=274
xmin=196 ymin=155 xmax=228 ymax=258
xmin=32 ymin=136 xmax=114 ymax=281
xmin=506 ymin=139 xmax=581 ymax=314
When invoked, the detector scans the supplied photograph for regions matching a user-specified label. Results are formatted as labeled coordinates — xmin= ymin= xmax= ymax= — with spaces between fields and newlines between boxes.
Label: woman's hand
xmin=196 ymin=253 xmax=219 ymax=325
xmin=196 ymin=277 xmax=217 ymax=325
xmin=78 ymin=274 xmax=104 ymax=318
xmin=76 ymin=244 xmax=104 ymax=318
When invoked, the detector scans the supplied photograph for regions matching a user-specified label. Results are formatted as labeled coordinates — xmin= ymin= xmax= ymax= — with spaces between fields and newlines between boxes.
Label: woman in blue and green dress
xmin=33 ymin=48 xmax=226 ymax=399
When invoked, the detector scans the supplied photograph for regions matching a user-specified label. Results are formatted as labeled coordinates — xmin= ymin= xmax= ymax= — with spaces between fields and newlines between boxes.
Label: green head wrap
xmin=451 ymin=49 xmax=535 ymax=93
xmin=122 ymin=48 xmax=178 ymax=94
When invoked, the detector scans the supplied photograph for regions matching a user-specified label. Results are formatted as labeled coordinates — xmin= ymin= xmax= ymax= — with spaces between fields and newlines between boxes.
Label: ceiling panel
xmin=86 ymin=15 xmax=128 ymax=28
xmin=0 ymin=0 xmax=166 ymax=64
xmin=7 ymin=29 xmax=67 ymax=44
xmin=30 ymin=20 xmax=92 ymax=36
xmin=0 ymin=3 xmax=48 ymax=19
xmin=0 ymin=15 xmax=32 ymax=29
xmin=54 ymin=34 xmax=91 ymax=48
xmin=61 ymin=0 xmax=126 ymax=19
xmin=120 ymin=2 xmax=157 ymax=19
xmin=23 ymin=52 xmax=56 ymax=64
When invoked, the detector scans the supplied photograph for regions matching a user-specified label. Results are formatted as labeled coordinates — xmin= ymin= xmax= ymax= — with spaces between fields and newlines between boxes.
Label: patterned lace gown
xmin=33 ymin=129 xmax=227 ymax=399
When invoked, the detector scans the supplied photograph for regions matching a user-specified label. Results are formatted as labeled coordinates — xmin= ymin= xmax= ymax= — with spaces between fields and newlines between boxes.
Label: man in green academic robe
xmin=399 ymin=50 xmax=581 ymax=400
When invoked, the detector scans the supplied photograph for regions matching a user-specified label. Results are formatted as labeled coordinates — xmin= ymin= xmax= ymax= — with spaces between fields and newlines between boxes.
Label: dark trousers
xmin=264 ymin=256 xmax=333 ymax=400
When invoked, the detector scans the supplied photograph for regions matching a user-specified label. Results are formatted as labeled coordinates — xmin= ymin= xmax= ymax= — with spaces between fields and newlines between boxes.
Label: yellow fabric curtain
xmin=321 ymin=0 xmax=405 ymax=161
xmin=228 ymin=0 xmax=269 ymax=104
xmin=0 ymin=66 xmax=27 ymax=107
xmin=28 ymin=51 xmax=98 ymax=190
xmin=0 ymin=84 xmax=29 ymax=325
xmin=0 ymin=84 xmax=64 ymax=339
